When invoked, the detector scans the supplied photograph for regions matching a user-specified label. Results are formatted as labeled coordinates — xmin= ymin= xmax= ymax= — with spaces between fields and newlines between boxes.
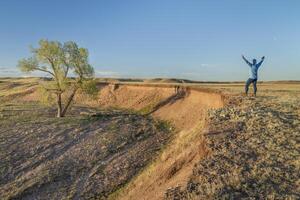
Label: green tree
xmin=18 ymin=39 xmax=96 ymax=117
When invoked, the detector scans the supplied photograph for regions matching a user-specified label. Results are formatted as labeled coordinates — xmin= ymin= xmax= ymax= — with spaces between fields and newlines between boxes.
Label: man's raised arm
xmin=257 ymin=56 xmax=265 ymax=67
xmin=242 ymin=55 xmax=252 ymax=66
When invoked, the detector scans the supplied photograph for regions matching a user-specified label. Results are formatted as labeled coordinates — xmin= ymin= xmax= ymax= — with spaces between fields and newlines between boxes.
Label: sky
xmin=0 ymin=0 xmax=299 ymax=81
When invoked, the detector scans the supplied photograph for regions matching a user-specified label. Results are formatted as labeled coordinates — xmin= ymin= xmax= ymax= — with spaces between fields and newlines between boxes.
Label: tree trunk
xmin=56 ymin=93 xmax=62 ymax=118
xmin=61 ymin=88 xmax=78 ymax=117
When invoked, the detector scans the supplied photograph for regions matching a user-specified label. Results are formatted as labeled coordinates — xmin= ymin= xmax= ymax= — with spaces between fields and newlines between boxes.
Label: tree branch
xmin=34 ymin=67 xmax=55 ymax=77
xmin=63 ymin=60 xmax=70 ymax=78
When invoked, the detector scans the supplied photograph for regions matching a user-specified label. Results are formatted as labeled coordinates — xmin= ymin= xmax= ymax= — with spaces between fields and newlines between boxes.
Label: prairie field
xmin=0 ymin=78 xmax=299 ymax=200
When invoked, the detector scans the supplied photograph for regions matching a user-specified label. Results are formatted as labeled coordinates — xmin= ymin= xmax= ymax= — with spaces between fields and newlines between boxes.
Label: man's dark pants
xmin=245 ymin=78 xmax=257 ymax=96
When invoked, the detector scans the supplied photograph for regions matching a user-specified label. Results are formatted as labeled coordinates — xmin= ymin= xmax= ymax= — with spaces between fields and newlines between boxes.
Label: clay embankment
xmin=86 ymin=84 xmax=224 ymax=131
xmin=82 ymin=83 xmax=224 ymax=199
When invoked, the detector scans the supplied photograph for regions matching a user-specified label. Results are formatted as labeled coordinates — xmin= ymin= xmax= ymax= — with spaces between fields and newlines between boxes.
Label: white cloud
xmin=94 ymin=70 xmax=120 ymax=78
xmin=0 ymin=67 xmax=22 ymax=77
xmin=201 ymin=63 xmax=220 ymax=69
xmin=0 ymin=66 xmax=121 ymax=78
xmin=200 ymin=63 xmax=210 ymax=67
xmin=0 ymin=66 xmax=46 ymax=77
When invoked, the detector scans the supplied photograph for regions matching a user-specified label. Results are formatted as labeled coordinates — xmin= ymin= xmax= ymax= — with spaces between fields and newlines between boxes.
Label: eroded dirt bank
xmin=79 ymin=84 xmax=224 ymax=200
xmin=81 ymin=84 xmax=224 ymax=131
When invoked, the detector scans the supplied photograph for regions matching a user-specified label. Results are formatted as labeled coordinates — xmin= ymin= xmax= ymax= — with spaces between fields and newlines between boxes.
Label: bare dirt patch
xmin=0 ymin=103 xmax=170 ymax=200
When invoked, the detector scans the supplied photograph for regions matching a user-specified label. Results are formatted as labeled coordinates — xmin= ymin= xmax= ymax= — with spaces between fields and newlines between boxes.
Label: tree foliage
xmin=18 ymin=39 xmax=96 ymax=117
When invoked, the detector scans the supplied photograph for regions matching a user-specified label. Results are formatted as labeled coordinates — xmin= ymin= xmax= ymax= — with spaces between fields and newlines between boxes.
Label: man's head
xmin=252 ymin=59 xmax=257 ymax=65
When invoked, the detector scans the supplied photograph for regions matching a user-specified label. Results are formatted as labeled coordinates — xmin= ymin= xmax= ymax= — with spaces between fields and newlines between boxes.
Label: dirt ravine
xmin=81 ymin=84 xmax=224 ymax=200
xmin=79 ymin=84 xmax=224 ymax=131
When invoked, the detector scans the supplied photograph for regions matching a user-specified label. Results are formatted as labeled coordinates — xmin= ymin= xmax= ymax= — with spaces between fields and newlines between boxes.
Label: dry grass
xmin=165 ymin=90 xmax=300 ymax=199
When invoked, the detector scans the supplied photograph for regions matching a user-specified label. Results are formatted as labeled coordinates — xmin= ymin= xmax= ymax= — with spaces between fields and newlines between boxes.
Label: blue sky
xmin=0 ymin=0 xmax=299 ymax=81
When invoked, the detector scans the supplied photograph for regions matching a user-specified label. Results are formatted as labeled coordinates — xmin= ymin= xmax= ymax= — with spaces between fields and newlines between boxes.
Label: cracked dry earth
xmin=165 ymin=91 xmax=300 ymax=199
xmin=0 ymin=105 xmax=170 ymax=200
